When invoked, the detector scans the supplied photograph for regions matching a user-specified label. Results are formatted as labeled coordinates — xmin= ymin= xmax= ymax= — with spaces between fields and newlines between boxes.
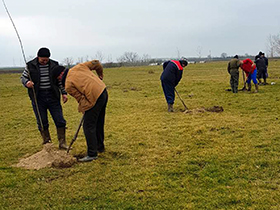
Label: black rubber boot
xmin=168 ymin=104 xmax=174 ymax=112
xmin=247 ymin=83 xmax=251 ymax=92
xmin=254 ymin=84 xmax=259 ymax=93
xmin=57 ymin=127 xmax=69 ymax=150
xmin=40 ymin=129 xmax=51 ymax=144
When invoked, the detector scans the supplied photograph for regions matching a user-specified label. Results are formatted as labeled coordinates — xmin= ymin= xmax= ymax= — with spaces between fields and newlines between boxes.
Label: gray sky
xmin=1 ymin=0 xmax=280 ymax=67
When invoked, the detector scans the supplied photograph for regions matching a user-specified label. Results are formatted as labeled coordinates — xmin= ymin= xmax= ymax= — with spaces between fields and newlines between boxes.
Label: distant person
xmin=227 ymin=55 xmax=242 ymax=93
xmin=255 ymin=53 xmax=267 ymax=85
xmin=53 ymin=60 xmax=108 ymax=162
xmin=20 ymin=47 xmax=69 ymax=149
xmin=241 ymin=58 xmax=258 ymax=93
xmin=255 ymin=51 xmax=262 ymax=62
xmin=160 ymin=58 xmax=188 ymax=112
xmin=263 ymin=52 xmax=269 ymax=83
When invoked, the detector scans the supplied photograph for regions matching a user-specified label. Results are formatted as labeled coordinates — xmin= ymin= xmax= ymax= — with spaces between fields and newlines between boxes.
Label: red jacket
xmin=241 ymin=59 xmax=256 ymax=75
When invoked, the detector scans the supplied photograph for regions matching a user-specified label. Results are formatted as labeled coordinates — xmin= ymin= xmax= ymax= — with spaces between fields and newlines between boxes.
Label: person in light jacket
xmin=53 ymin=60 xmax=108 ymax=162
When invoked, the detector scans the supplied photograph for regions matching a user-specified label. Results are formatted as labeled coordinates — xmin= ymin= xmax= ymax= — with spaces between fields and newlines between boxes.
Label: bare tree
xmin=141 ymin=54 xmax=151 ymax=63
xmin=176 ymin=47 xmax=181 ymax=59
xmin=63 ymin=57 xmax=74 ymax=68
xmin=95 ymin=51 xmax=105 ymax=63
xmin=267 ymin=34 xmax=276 ymax=57
xmin=107 ymin=54 xmax=113 ymax=63
xmin=221 ymin=52 xmax=227 ymax=59
xmin=84 ymin=55 xmax=90 ymax=62
xmin=117 ymin=52 xmax=139 ymax=63
xmin=274 ymin=34 xmax=280 ymax=55
xmin=266 ymin=34 xmax=280 ymax=57
xmin=197 ymin=46 xmax=203 ymax=58
xmin=77 ymin=57 xmax=84 ymax=64
xmin=207 ymin=50 xmax=212 ymax=60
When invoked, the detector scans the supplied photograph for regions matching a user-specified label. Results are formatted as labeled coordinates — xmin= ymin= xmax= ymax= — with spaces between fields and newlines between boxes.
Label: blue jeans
xmin=31 ymin=89 xmax=66 ymax=130
xmin=246 ymin=69 xmax=258 ymax=84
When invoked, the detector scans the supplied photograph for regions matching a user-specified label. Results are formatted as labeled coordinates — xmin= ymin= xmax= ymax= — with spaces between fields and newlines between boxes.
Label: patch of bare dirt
xmin=15 ymin=143 xmax=76 ymax=170
xmin=184 ymin=106 xmax=224 ymax=114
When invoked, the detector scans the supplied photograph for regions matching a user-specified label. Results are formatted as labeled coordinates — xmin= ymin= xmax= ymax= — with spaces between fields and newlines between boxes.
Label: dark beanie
xmin=37 ymin=47 xmax=51 ymax=57
xmin=52 ymin=65 xmax=65 ymax=79
xmin=179 ymin=58 xmax=188 ymax=67
xmin=234 ymin=55 xmax=239 ymax=59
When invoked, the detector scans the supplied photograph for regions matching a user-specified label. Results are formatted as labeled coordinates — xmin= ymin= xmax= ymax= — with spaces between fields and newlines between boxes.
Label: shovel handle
xmin=67 ymin=115 xmax=84 ymax=153
xmin=175 ymin=88 xmax=188 ymax=110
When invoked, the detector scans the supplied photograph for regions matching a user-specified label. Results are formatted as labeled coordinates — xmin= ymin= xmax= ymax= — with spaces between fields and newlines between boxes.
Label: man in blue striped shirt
xmin=20 ymin=47 xmax=69 ymax=149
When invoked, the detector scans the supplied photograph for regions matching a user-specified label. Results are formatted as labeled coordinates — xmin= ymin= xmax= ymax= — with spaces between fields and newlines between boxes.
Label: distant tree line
xmin=58 ymin=33 xmax=280 ymax=68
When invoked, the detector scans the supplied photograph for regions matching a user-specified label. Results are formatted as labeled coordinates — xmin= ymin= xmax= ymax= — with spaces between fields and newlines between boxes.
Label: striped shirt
xmin=39 ymin=64 xmax=51 ymax=89
xmin=21 ymin=64 xmax=67 ymax=95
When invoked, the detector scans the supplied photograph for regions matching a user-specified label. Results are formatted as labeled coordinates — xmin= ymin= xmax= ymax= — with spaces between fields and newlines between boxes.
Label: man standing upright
xmin=20 ymin=47 xmax=69 ymax=149
xmin=255 ymin=53 xmax=267 ymax=85
xmin=263 ymin=52 xmax=269 ymax=84
xmin=227 ymin=55 xmax=242 ymax=93
xmin=160 ymin=58 xmax=188 ymax=112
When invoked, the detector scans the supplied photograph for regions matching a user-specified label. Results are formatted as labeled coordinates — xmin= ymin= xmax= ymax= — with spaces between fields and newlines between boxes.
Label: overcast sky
xmin=1 ymin=0 xmax=280 ymax=66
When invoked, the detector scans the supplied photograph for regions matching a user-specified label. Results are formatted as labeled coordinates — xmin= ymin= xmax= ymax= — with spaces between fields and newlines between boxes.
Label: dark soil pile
xmin=184 ymin=106 xmax=224 ymax=114
xmin=15 ymin=143 xmax=76 ymax=170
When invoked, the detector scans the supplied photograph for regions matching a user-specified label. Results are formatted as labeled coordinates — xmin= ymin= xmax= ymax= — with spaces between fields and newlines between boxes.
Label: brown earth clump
xmin=205 ymin=106 xmax=224 ymax=113
xmin=15 ymin=143 xmax=76 ymax=170
xmin=184 ymin=106 xmax=224 ymax=114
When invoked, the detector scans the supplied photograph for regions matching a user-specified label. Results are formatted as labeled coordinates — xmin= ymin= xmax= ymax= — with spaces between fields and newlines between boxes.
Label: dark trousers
xmin=230 ymin=71 xmax=239 ymax=93
xmin=32 ymin=89 xmax=66 ymax=130
xmin=83 ymin=89 xmax=108 ymax=157
xmin=257 ymin=68 xmax=266 ymax=80
xmin=161 ymin=80 xmax=175 ymax=104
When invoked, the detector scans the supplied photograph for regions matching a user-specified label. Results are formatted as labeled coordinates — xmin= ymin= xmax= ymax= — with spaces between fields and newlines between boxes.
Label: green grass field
xmin=1 ymin=60 xmax=280 ymax=209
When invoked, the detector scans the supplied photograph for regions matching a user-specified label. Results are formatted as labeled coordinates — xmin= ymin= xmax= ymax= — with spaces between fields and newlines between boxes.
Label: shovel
xmin=67 ymin=115 xmax=84 ymax=153
xmin=175 ymin=88 xmax=188 ymax=111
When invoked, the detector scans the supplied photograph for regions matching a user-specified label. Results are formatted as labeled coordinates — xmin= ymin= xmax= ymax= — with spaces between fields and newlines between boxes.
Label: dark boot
xmin=247 ymin=83 xmax=251 ymax=92
xmin=57 ymin=127 xmax=68 ymax=150
xmin=168 ymin=104 xmax=174 ymax=112
xmin=254 ymin=84 xmax=259 ymax=93
xmin=40 ymin=129 xmax=51 ymax=144
xmin=263 ymin=78 xmax=267 ymax=85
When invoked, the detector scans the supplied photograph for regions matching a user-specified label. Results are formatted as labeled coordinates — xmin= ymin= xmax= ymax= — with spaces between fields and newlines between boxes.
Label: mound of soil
xmin=15 ymin=143 xmax=76 ymax=170
xmin=184 ymin=106 xmax=224 ymax=114
xmin=205 ymin=106 xmax=224 ymax=112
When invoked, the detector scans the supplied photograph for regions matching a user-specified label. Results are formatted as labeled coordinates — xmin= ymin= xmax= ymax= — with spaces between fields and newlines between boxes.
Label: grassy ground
xmin=1 ymin=60 xmax=280 ymax=209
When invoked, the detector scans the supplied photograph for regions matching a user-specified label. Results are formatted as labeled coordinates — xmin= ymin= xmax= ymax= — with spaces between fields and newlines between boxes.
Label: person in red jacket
xmin=241 ymin=58 xmax=258 ymax=93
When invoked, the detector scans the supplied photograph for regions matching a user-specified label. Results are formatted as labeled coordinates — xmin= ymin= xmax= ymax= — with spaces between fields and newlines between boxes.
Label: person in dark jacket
xmin=255 ymin=51 xmax=262 ymax=62
xmin=227 ymin=55 xmax=242 ymax=93
xmin=20 ymin=47 xmax=69 ymax=149
xmin=160 ymin=58 xmax=188 ymax=112
xmin=262 ymin=52 xmax=269 ymax=84
xmin=255 ymin=54 xmax=267 ymax=85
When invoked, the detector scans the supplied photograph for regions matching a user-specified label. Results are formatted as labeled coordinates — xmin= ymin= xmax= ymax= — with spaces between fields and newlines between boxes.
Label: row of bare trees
xmin=62 ymin=51 xmax=153 ymax=67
